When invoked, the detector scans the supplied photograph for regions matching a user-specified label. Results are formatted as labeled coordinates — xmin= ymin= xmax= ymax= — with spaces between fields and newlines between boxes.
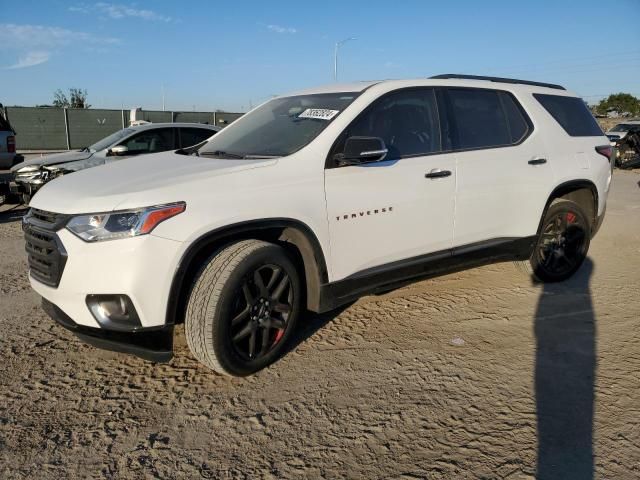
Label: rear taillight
xmin=595 ymin=145 xmax=612 ymax=160
xmin=7 ymin=135 xmax=15 ymax=153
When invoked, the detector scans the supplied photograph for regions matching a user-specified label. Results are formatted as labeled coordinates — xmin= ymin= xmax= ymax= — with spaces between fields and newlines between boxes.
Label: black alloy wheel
xmin=229 ymin=264 xmax=294 ymax=360
xmin=530 ymin=200 xmax=590 ymax=282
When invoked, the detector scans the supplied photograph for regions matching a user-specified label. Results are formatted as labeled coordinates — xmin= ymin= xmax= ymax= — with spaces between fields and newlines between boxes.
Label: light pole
xmin=334 ymin=37 xmax=356 ymax=81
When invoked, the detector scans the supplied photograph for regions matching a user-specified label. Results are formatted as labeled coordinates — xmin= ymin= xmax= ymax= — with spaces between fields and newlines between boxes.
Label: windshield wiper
xmin=200 ymin=150 xmax=245 ymax=159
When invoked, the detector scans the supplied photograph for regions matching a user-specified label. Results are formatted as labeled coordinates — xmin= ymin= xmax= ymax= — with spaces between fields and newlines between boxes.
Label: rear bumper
xmin=0 ymin=153 xmax=22 ymax=169
xmin=42 ymin=298 xmax=174 ymax=363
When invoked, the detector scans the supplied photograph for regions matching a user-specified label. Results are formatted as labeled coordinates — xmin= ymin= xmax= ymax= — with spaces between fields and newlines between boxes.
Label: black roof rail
xmin=429 ymin=74 xmax=566 ymax=91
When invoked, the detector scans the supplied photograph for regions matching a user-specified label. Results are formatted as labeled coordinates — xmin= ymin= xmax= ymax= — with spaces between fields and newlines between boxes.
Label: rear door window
xmin=448 ymin=89 xmax=510 ymax=149
xmin=499 ymin=92 xmax=530 ymax=143
xmin=534 ymin=94 xmax=603 ymax=137
xmin=180 ymin=128 xmax=215 ymax=148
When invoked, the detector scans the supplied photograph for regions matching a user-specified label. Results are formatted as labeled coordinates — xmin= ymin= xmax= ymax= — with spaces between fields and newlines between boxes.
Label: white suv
xmin=23 ymin=75 xmax=612 ymax=376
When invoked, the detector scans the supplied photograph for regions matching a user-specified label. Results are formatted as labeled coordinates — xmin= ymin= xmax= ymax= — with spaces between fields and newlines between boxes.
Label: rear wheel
xmin=528 ymin=200 xmax=591 ymax=282
xmin=185 ymin=240 xmax=301 ymax=376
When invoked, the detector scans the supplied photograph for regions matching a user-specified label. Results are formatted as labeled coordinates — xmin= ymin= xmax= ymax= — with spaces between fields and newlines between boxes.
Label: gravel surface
xmin=0 ymin=171 xmax=639 ymax=479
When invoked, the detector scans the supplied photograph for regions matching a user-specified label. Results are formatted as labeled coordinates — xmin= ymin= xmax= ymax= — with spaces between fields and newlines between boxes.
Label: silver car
xmin=11 ymin=122 xmax=219 ymax=203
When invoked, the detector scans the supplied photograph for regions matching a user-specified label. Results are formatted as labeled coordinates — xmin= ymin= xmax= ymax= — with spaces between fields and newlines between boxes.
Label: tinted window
xmin=120 ymin=128 xmax=175 ymax=155
xmin=0 ymin=114 xmax=12 ymax=132
xmin=534 ymin=94 xmax=603 ymax=137
xmin=611 ymin=123 xmax=637 ymax=132
xmin=342 ymin=88 xmax=441 ymax=158
xmin=449 ymin=89 xmax=511 ymax=149
xmin=500 ymin=92 xmax=529 ymax=143
xmin=180 ymin=128 xmax=215 ymax=148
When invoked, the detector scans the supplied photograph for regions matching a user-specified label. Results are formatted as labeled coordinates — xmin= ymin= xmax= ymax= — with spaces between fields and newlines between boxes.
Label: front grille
xmin=31 ymin=208 xmax=60 ymax=224
xmin=23 ymin=209 xmax=69 ymax=288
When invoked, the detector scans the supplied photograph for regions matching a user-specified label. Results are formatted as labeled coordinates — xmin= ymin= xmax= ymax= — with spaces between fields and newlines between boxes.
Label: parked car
xmin=613 ymin=124 xmax=640 ymax=169
xmin=0 ymin=109 xmax=23 ymax=169
xmin=23 ymin=75 xmax=612 ymax=377
xmin=10 ymin=122 xmax=219 ymax=204
xmin=605 ymin=120 xmax=640 ymax=145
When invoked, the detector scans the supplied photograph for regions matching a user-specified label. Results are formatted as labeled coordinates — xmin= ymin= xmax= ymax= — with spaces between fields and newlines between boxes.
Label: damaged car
xmin=10 ymin=122 xmax=219 ymax=204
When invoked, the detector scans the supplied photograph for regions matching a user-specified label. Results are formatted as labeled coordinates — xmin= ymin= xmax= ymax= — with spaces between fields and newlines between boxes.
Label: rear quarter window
xmin=534 ymin=94 xmax=603 ymax=137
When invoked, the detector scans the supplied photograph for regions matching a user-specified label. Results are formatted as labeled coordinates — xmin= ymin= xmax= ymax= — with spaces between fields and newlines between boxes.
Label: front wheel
xmin=185 ymin=240 xmax=302 ymax=376
xmin=529 ymin=200 xmax=591 ymax=283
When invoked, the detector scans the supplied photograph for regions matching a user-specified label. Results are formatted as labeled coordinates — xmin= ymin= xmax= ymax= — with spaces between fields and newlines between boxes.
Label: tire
xmin=526 ymin=199 xmax=591 ymax=283
xmin=185 ymin=240 xmax=302 ymax=376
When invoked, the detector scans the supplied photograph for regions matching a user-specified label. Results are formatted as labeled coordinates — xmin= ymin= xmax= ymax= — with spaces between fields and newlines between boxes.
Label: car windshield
xmin=198 ymin=92 xmax=359 ymax=158
xmin=610 ymin=124 xmax=637 ymax=132
xmin=89 ymin=128 xmax=135 ymax=152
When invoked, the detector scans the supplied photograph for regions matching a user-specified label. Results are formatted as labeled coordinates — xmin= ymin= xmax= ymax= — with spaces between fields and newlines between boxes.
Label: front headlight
xmin=16 ymin=165 xmax=41 ymax=173
xmin=15 ymin=165 xmax=44 ymax=181
xmin=66 ymin=202 xmax=186 ymax=242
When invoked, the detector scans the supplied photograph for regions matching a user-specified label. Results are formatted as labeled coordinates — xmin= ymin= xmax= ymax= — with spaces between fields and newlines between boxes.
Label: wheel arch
xmin=539 ymin=179 xmax=599 ymax=234
xmin=165 ymin=218 xmax=329 ymax=326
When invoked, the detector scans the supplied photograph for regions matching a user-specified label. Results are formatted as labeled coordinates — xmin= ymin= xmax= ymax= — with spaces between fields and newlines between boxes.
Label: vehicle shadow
xmin=534 ymin=257 xmax=596 ymax=480
xmin=0 ymin=204 xmax=27 ymax=224
xmin=280 ymin=303 xmax=354 ymax=358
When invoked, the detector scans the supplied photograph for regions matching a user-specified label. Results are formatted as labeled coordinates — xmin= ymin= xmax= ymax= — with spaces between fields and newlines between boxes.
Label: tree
xmin=52 ymin=88 xmax=91 ymax=109
xmin=594 ymin=93 xmax=640 ymax=117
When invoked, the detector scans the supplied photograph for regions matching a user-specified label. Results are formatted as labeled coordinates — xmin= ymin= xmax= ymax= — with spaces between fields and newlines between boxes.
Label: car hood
xmin=29 ymin=151 xmax=277 ymax=214
xmin=11 ymin=150 xmax=94 ymax=172
xmin=605 ymin=130 xmax=628 ymax=139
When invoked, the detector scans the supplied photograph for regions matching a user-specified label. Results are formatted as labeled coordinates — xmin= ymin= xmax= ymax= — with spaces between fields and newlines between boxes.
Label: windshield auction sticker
xmin=298 ymin=109 xmax=340 ymax=120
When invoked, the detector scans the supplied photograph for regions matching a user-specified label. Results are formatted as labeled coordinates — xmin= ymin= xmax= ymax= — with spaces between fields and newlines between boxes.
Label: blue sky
xmin=1 ymin=0 xmax=639 ymax=112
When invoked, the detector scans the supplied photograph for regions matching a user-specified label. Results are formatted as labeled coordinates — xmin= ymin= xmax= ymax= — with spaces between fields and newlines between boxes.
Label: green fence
xmin=4 ymin=107 xmax=243 ymax=150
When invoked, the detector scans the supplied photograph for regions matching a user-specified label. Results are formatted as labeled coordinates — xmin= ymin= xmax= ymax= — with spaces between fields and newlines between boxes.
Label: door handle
xmin=425 ymin=169 xmax=452 ymax=179
xmin=528 ymin=158 xmax=547 ymax=165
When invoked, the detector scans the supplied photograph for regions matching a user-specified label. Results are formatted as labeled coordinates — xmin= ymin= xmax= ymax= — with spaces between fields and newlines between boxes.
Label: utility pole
xmin=334 ymin=37 xmax=356 ymax=81
xmin=162 ymin=84 xmax=165 ymax=111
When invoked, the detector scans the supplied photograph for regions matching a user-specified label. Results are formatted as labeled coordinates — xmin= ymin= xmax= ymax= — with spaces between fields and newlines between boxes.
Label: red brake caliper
xmin=273 ymin=329 xmax=285 ymax=345
xmin=566 ymin=212 xmax=576 ymax=224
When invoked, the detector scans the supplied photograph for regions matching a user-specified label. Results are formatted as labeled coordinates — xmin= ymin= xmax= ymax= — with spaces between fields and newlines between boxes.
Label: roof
xmin=284 ymin=75 xmax=573 ymax=98
xmin=429 ymin=74 xmax=565 ymax=90
xmin=130 ymin=122 xmax=220 ymax=131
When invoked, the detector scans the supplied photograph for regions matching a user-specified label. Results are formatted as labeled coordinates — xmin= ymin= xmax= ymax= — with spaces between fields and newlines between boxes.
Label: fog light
xmin=86 ymin=294 xmax=142 ymax=331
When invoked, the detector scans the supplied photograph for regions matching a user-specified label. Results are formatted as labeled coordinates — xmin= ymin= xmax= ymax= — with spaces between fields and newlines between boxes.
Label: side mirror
xmin=109 ymin=145 xmax=129 ymax=156
xmin=337 ymin=136 xmax=388 ymax=166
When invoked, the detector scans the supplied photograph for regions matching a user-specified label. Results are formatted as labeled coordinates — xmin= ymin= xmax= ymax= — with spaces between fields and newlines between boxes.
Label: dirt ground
xmin=0 ymin=170 xmax=639 ymax=479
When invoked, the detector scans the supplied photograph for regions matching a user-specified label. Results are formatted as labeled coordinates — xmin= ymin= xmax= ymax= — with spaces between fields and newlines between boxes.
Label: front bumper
xmin=30 ymin=229 xmax=184 ymax=329
xmin=42 ymin=298 xmax=174 ymax=362
xmin=10 ymin=180 xmax=39 ymax=200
